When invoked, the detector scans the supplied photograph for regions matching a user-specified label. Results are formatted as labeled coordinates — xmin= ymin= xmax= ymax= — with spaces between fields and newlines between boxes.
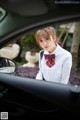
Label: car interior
xmin=0 ymin=0 xmax=80 ymax=119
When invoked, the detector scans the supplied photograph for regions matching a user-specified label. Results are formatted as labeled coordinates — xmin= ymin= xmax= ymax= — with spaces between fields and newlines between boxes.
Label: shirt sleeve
xmin=35 ymin=51 xmax=43 ymax=80
xmin=60 ymin=53 xmax=72 ymax=84
xmin=36 ymin=70 xmax=43 ymax=80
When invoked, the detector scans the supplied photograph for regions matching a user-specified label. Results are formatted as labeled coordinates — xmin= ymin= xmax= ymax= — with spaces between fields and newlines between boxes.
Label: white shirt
xmin=36 ymin=44 xmax=72 ymax=84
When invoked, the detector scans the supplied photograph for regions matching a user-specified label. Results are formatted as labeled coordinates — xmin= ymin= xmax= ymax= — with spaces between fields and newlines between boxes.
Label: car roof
xmin=0 ymin=0 xmax=80 ymax=47
xmin=0 ymin=0 xmax=80 ymax=16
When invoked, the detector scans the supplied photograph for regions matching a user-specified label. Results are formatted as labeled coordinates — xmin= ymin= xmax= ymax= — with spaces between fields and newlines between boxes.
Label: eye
xmin=39 ymin=39 xmax=43 ymax=42
xmin=45 ymin=37 xmax=49 ymax=40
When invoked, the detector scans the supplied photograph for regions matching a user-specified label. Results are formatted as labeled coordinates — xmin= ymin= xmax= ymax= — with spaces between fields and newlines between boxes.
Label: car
xmin=0 ymin=0 xmax=80 ymax=119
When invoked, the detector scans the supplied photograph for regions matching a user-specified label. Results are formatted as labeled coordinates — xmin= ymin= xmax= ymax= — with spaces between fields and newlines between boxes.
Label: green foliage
xmin=16 ymin=32 xmax=41 ymax=63
xmin=20 ymin=32 xmax=40 ymax=52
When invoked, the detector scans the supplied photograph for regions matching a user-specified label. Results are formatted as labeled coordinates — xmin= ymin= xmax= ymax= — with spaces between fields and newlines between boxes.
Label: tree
xmin=70 ymin=22 xmax=80 ymax=72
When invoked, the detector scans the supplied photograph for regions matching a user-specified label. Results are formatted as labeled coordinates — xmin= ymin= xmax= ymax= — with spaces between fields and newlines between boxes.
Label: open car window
xmin=0 ymin=20 xmax=80 ymax=86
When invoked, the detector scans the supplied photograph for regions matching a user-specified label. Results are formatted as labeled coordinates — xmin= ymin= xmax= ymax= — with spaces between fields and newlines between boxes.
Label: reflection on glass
xmin=0 ymin=7 xmax=6 ymax=22
xmin=0 ymin=21 xmax=80 ymax=85
xmin=0 ymin=67 xmax=15 ymax=73
xmin=0 ymin=58 xmax=15 ymax=73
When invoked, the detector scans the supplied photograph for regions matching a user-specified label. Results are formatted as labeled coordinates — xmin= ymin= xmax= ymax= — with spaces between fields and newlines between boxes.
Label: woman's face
xmin=38 ymin=31 xmax=57 ymax=53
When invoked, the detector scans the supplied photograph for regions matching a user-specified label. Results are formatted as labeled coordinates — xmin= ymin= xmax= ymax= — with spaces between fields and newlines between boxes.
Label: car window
xmin=0 ymin=7 xmax=6 ymax=22
xmin=0 ymin=21 xmax=80 ymax=86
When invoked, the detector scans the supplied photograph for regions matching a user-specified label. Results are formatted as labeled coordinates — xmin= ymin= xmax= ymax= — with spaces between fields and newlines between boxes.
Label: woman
xmin=35 ymin=26 xmax=72 ymax=84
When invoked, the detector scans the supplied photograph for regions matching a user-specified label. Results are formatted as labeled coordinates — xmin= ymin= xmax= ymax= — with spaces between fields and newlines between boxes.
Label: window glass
xmin=0 ymin=7 xmax=6 ymax=22
xmin=0 ymin=21 xmax=80 ymax=86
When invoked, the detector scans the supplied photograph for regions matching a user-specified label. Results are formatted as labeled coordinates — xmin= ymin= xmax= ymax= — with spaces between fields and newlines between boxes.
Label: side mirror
xmin=0 ymin=57 xmax=16 ymax=74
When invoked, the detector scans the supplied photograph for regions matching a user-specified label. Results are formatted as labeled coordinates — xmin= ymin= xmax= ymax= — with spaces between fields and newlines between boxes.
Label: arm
xmin=36 ymin=51 xmax=43 ymax=80
xmin=36 ymin=70 xmax=43 ymax=80
xmin=60 ymin=54 xmax=72 ymax=84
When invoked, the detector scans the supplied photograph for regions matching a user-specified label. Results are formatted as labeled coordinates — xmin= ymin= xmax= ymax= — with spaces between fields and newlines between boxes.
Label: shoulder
xmin=62 ymin=49 xmax=72 ymax=62
xmin=39 ymin=50 xmax=44 ymax=60
xmin=39 ymin=50 xmax=44 ymax=54
xmin=57 ymin=45 xmax=72 ymax=61
xmin=59 ymin=45 xmax=72 ymax=57
xmin=64 ymin=49 xmax=72 ymax=58
xmin=39 ymin=50 xmax=44 ymax=56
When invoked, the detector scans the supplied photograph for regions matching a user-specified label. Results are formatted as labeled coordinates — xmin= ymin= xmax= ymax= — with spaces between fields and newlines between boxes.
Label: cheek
xmin=54 ymin=38 xmax=57 ymax=45
xmin=50 ymin=41 xmax=56 ymax=48
xmin=52 ymin=39 xmax=57 ymax=45
xmin=39 ymin=42 xmax=44 ymax=49
xmin=50 ymin=40 xmax=55 ymax=45
xmin=39 ymin=42 xmax=43 ymax=46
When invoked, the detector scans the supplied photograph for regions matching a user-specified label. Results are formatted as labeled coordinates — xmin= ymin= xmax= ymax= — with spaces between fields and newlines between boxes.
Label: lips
xmin=45 ymin=46 xmax=49 ymax=49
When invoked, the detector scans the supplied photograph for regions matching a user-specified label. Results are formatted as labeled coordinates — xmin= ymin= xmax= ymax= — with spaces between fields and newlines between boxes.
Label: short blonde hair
xmin=35 ymin=26 xmax=57 ymax=47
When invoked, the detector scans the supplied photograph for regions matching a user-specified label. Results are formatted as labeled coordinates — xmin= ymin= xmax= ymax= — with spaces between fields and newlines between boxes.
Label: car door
xmin=0 ymin=0 xmax=80 ymax=118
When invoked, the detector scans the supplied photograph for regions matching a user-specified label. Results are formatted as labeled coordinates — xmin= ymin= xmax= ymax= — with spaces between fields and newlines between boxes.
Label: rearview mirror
xmin=0 ymin=57 xmax=16 ymax=73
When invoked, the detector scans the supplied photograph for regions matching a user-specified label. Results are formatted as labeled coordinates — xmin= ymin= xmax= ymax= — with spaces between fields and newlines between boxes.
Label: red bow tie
xmin=44 ymin=54 xmax=55 ymax=67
